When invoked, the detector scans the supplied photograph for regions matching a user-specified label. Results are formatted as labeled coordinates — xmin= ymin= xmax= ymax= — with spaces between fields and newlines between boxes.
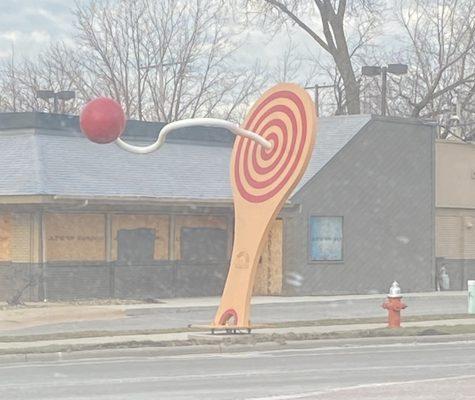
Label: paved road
xmin=1 ymin=341 xmax=474 ymax=399
xmin=2 ymin=293 xmax=468 ymax=336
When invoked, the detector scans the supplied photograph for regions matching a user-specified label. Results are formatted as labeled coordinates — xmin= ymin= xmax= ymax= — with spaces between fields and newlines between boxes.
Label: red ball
xmin=80 ymin=97 xmax=126 ymax=144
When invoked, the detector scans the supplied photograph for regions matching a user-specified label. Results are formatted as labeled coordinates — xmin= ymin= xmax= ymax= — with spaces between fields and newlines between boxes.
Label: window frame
xmin=308 ymin=215 xmax=344 ymax=263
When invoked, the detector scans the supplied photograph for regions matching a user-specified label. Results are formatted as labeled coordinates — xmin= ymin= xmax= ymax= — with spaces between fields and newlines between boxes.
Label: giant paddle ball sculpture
xmin=80 ymin=97 xmax=126 ymax=144
xmin=80 ymin=83 xmax=317 ymax=333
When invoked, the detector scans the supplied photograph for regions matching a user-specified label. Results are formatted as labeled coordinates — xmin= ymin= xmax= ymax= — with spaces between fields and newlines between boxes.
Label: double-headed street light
xmin=361 ymin=63 xmax=408 ymax=116
xmin=36 ymin=90 xmax=76 ymax=113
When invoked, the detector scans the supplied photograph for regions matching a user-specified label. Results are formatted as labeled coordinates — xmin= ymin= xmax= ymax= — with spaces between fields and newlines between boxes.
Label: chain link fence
xmin=0 ymin=261 xmax=230 ymax=302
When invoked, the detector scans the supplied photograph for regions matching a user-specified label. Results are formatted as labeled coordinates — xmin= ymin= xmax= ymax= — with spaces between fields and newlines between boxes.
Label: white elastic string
xmin=115 ymin=118 xmax=272 ymax=154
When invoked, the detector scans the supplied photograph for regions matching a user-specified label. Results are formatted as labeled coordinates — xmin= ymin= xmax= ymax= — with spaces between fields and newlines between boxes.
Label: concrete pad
xmin=188 ymin=332 xmax=252 ymax=342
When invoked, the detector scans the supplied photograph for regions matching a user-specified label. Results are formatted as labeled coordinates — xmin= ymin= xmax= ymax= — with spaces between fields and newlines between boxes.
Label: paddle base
xmin=190 ymin=324 xmax=254 ymax=335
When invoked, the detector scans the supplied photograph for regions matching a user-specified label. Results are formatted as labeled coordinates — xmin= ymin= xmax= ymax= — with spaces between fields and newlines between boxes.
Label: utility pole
xmin=381 ymin=66 xmax=388 ymax=116
xmin=304 ymin=84 xmax=335 ymax=116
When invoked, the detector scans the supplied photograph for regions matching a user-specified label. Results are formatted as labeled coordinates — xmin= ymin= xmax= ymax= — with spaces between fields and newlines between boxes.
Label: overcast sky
xmin=0 ymin=1 xmax=323 ymax=83
xmin=0 ymin=0 xmax=404 ymax=88
xmin=0 ymin=0 xmax=76 ymax=60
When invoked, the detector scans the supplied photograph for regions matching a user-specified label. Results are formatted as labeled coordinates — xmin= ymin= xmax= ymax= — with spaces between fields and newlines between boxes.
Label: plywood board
xmin=436 ymin=210 xmax=475 ymax=259
xmin=436 ymin=141 xmax=475 ymax=209
xmin=111 ymin=214 xmax=169 ymax=261
xmin=253 ymin=219 xmax=283 ymax=295
xmin=0 ymin=214 xmax=11 ymax=262
xmin=45 ymin=213 xmax=106 ymax=262
xmin=11 ymin=214 xmax=32 ymax=262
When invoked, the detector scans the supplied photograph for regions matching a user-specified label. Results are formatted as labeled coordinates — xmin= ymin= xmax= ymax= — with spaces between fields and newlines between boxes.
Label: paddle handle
xmin=213 ymin=212 xmax=270 ymax=327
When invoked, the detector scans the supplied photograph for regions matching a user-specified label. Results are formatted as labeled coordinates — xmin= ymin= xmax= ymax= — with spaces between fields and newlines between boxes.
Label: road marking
xmin=1 ymin=362 xmax=475 ymax=391
xmin=260 ymin=342 xmax=475 ymax=359
xmin=0 ymin=369 xmax=278 ymax=389
xmin=259 ymin=340 xmax=475 ymax=354
xmin=245 ymin=374 xmax=475 ymax=400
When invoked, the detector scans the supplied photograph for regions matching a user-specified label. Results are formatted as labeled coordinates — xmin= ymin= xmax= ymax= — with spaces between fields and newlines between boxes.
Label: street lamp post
xmin=36 ymin=90 xmax=76 ymax=113
xmin=361 ymin=64 xmax=408 ymax=116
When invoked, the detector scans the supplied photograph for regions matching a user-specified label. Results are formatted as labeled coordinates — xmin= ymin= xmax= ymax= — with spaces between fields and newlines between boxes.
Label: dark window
xmin=181 ymin=227 xmax=228 ymax=262
xmin=117 ymin=228 xmax=155 ymax=265
xmin=309 ymin=217 xmax=343 ymax=261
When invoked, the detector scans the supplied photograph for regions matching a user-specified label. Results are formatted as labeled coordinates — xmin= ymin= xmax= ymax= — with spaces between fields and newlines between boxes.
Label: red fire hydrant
xmin=382 ymin=281 xmax=407 ymax=328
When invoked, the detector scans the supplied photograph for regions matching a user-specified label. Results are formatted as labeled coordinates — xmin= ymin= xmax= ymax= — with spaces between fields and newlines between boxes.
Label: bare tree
xmin=244 ymin=0 xmax=383 ymax=114
xmin=73 ymin=0 xmax=266 ymax=122
xmin=394 ymin=0 xmax=475 ymax=120
xmin=271 ymin=39 xmax=306 ymax=83
xmin=0 ymin=0 xmax=267 ymax=123
xmin=0 ymin=44 xmax=83 ymax=114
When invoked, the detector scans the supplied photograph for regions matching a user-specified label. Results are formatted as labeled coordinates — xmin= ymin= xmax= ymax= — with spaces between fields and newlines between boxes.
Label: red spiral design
xmin=233 ymin=90 xmax=310 ymax=203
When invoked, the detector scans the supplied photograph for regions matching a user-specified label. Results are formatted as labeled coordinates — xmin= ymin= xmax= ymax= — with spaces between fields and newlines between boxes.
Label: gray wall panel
xmin=285 ymin=119 xmax=435 ymax=295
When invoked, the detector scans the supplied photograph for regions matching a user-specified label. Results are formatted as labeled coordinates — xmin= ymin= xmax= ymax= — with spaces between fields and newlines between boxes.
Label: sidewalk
xmin=86 ymin=291 xmax=471 ymax=310
xmin=0 ymin=291 xmax=470 ymax=335
xmin=1 ymin=290 xmax=468 ymax=311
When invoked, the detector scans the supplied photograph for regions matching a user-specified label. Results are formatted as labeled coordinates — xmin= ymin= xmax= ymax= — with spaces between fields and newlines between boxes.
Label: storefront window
xmin=309 ymin=216 xmax=343 ymax=261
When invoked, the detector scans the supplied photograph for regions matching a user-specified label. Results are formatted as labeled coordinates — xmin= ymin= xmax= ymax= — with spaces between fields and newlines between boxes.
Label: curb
xmin=0 ymin=344 xmax=222 ymax=364
xmin=2 ymin=333 xmax=475 ymax=365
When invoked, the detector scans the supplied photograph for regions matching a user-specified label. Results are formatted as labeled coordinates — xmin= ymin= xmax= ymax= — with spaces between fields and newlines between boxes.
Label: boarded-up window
xmin=111 ymin=214 xmax=169 ymax=261
xmin=181 ymin=228 xmax=227 ymax=262
xmin=117 ymin=228 xmax=155 ymax=265
xmin=309 ymin=216 xmax=343 ymax=261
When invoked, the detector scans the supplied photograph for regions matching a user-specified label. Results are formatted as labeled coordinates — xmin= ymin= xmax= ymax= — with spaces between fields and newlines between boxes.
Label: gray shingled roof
xmin=295 ymin=115 xmax=371 ymax=192
xmin=0 ymin=113 xmax=371 ymax=201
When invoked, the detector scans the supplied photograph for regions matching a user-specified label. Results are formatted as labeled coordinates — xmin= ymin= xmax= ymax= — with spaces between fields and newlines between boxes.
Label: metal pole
xmin=39 ymin=212 xmax=47 ymax=301
xmin=305 ymin=84 xmax=334 ymax=116
xmin=53 ymin=95 xmax=59 ymax=113
xmin=381 ymin=66 xmax=388 ymax=116
xmin=314 ymin=86 xmax=320 ymax=117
